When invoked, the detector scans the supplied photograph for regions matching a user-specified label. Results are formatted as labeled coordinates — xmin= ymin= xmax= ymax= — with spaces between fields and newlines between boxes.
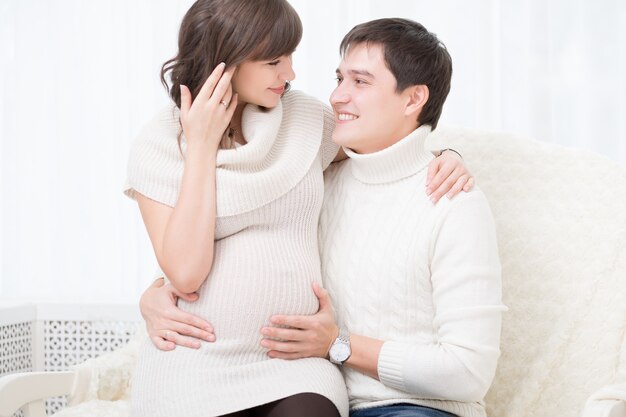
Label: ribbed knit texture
xmin=124 ymin=91 xmax=347 ymax=417
xmin=319 ymin=126 xmax=505 ymax=417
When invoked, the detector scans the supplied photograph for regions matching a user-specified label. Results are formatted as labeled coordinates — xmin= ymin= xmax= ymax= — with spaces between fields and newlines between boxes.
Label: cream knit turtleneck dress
xmin=319 ymin=126 xmax=506 ymax=417
xmin=124 ymin=91 xmax=348 ymax=417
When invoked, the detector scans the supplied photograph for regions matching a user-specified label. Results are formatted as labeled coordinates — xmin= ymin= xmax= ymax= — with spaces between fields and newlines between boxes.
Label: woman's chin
xmin=260 ymin=95 xmax=282 ymax=108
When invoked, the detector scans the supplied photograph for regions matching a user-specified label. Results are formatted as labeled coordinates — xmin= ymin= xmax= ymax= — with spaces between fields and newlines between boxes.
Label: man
xmin=259 ymin=18 xmax=505 ymax=417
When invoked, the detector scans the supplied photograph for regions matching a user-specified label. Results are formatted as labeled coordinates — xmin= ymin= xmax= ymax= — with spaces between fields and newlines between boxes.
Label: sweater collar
xmin=210 ymin=91 xmax=323 ymax=217
xmin=344 ymin=125 xmax=434 ymax=184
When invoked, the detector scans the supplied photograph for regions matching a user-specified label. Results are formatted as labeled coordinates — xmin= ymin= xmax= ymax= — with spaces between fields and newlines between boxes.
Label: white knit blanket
xmin=52 ymin=331 xmax=144 ymax=417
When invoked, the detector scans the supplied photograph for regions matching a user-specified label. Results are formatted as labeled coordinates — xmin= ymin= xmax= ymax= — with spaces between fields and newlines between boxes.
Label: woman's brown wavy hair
xmin=161 ymin=0 xmax=302 ymax=149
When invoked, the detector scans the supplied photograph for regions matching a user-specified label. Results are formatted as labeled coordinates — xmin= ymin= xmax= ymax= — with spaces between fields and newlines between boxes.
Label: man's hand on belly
xmin=260 ymin=282 xmax=338 ymax=360
xmin=140 ymin=277 xmax=216 ymax=350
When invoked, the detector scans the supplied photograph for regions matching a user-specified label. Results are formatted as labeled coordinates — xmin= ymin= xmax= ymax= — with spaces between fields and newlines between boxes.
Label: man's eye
xmin=268 ymin=60 xmax=280 ymax=66
xmin=335 ymin=77 xmax=343 ymax=84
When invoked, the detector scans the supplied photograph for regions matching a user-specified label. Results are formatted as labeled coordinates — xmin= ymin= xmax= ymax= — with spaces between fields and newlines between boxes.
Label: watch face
xmin=330 ymin=342 xmax=350 ymax=362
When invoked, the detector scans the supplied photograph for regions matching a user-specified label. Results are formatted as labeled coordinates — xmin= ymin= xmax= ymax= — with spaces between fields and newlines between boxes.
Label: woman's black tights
xmin=221 ymin=393 xmax=340 ymax=417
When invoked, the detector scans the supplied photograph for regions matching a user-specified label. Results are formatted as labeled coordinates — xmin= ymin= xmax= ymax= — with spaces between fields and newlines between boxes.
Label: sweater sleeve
xmin=123 ymin=106 xmax=185 ymax=208
xmin=320 ymin=104 xmax=340 ymax=170
xmin=377 ymin=189 xmax=506 ymax=402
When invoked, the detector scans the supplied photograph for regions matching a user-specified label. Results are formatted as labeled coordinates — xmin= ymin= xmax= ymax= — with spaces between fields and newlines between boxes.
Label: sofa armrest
xmin=0 ymin=371 xmax=74 ymax=417
xmin=582 ymin=400 xmax=626 ymax=417
xmin=582 ymin=383 xmax=626 ymax=417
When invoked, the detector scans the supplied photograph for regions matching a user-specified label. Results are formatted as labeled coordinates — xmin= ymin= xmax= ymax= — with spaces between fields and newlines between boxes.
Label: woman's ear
xmin=405 ymin=84 xmax=429 ymax=117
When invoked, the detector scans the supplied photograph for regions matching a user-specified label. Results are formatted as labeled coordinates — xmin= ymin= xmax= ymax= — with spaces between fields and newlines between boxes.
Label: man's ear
xmin=404 ymin=85 xmax=429 ymax=117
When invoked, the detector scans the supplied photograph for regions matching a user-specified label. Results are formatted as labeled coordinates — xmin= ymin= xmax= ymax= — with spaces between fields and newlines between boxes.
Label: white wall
xmin=1 ymin=0 xmax=624 ymax=303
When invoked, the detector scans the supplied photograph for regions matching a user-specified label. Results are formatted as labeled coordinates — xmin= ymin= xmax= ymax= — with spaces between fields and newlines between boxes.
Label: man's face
xmin=330 ymin=43 xmax=414 ymax=154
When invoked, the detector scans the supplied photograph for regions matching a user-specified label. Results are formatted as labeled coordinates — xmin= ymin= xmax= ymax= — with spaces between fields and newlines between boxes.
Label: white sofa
xmin=1 ymin=128 xmax=625 ymax=417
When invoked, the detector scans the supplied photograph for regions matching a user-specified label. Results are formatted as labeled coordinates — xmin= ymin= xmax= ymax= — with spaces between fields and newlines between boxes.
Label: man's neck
xmin=350 ymin=123 xmax=420 ymax=155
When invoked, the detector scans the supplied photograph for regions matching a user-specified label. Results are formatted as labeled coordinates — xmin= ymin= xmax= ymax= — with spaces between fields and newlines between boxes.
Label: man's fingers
xmin=260 ymin=338 xmax=300 ymax=353
xmin=312 ymin=282 xmax=331 ymax=311
xmin=150 ymin=335 xmax=175 ymax=351
xmin=197 ymin=62 xmax=226 ymax=102
xmin=267 ymin=350 xmax=302 ymax=360
xmin=270 ymin=314 xmax=307 ymax=329
xmin=169 ymin=320 xmax=215 ymax=342
xmin=261 ymin=326 xmax=305 ymax=342
xmin=160 ymin=329 xmax=202 ymax=349
xmin=165 ymin=305 xmax=214 ymax=333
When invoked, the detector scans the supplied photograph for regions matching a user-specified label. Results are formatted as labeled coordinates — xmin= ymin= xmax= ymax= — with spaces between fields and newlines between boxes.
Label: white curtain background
xmin=1 ymin=0 xmax=624 ymax=303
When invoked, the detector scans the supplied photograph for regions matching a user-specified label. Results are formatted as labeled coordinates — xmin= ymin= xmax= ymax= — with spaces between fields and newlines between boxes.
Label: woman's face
xmin=231 ymin=55 xmax=295 ymax=108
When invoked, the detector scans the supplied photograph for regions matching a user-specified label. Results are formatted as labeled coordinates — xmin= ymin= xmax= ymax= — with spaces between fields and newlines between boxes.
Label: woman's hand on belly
xmin=259 ymin=282 xmax=339 ymax=360
xmin=140 ymin=277 xmax=216 ymax=350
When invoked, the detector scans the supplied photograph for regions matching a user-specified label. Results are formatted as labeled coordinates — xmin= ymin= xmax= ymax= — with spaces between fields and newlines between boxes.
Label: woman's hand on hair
xmin=140 ymin=277 xmax=215 ymax=350
xmin=180 ymin=62 xmax=238 ymax=153
xmin=426 ymin=150 xmax=474 ymax=203
xmin=260 ymin=282 xmax=339 ymax=360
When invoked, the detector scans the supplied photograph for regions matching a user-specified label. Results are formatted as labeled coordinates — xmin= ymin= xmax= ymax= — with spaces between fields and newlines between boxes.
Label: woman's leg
xmin=253 ymin=393 xmax=340 ymax=417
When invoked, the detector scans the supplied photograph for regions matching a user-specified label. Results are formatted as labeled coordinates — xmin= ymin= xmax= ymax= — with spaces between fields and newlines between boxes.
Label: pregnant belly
xmin=177 ymin=236 xmax=321 ymax=354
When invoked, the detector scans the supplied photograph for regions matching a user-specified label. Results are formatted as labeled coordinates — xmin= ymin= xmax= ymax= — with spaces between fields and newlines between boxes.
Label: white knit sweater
xmin=319 ymin=126 xmax=506 ymax=417
xmin=124 ymin=91 xmax=347 ymax=417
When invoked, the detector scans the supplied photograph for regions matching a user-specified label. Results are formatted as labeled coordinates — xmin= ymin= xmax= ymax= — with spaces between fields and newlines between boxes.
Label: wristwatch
xmin=329 ymin=327 xmax=351 ymax=365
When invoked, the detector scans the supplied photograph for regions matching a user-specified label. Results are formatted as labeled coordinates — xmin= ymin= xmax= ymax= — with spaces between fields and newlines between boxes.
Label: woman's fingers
xmin=219 ymin=83 xmax=233 ymax=109
xmin=180 ymin=85 xmax=192 ymax=117
xmin=430 ymin=166 xmax=462 ymax=203
xmin=196 ymin=62 xmax=226 ymax=102
xmin=446 ymin=174 xmax=469 ymax=199
xmin=209 ymin=67 xmax=235 ymax=106
xmin=427 ymin=161 xmax=455 ymax=198
xmin=179 ymin=65 xmax=236 ymax=148
xmin=225 ymin=93 xmax=238 ymax=117
xmin=426 ymin=156 xmax=441 ymax=187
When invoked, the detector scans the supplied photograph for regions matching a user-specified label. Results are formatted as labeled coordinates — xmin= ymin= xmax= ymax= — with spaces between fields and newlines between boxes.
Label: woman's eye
xmin=335 ymin=77 xmax=343 ymax=84
xmin=355 ymin=79 xmax=365 ymax=85
xmin=268 ymin=60 xmax=280 ymax=66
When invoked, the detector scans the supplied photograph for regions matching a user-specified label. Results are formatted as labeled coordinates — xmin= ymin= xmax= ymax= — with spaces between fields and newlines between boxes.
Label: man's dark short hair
xmin=340 ymin=18 xmax=452 ymax=129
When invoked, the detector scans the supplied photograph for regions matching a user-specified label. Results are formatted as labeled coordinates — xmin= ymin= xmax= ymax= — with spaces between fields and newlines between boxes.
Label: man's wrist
xmin=329 ymin=327 xmax=352 ymax=365
xmin=325 ymin=325 xmax=340 ymax=359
